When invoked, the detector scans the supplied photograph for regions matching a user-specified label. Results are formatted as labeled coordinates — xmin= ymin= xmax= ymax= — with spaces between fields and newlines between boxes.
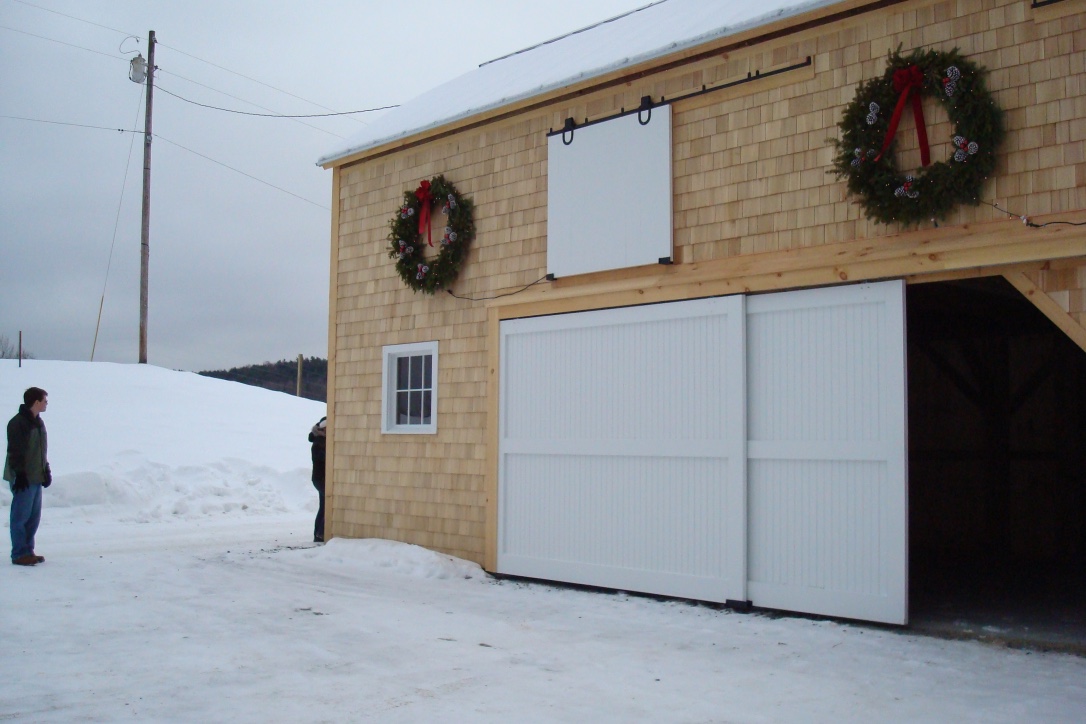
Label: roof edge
xmin=320 ymin=0 xmax=888 ymax=169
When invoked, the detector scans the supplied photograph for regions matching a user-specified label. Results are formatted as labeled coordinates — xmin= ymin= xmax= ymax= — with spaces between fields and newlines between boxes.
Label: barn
xmin=318 ymin=0 xmax=1086 ymax=626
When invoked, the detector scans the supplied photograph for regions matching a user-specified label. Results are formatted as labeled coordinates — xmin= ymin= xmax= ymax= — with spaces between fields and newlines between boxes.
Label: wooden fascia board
xmin=323 ymin=0 xmax=904 ymax=170
xmin=488 ymin=218 xmax=1086 ymax=320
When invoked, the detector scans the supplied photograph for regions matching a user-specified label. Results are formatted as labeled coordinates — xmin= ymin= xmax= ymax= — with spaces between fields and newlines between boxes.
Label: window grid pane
xmin=392 ymin=353 xmax=433 ymax=427
xmin=408 ymin=390 xmax=421 ymax=424
xmin=409 ymin=355 xmax=423 ymax=389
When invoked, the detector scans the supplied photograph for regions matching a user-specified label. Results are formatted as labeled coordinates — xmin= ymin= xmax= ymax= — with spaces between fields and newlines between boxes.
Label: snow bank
xmin=297 ymin=537 xmax=484 ymax=580
xmin=0 ymin=359 xmax=325 ymax=522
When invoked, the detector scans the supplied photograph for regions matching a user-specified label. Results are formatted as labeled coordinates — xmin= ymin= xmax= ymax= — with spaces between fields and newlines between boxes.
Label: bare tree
xmin=0 ymin=335 xmax=33 ymax=360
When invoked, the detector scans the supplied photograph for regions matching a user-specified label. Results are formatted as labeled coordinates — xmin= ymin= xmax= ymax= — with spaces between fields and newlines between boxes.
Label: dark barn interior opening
xmin=907 ymin=276 xmax=1086 ymax=649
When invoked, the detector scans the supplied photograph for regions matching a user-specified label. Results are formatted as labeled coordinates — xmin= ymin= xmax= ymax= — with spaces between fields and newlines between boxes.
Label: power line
xmin=0 ymin=114 xmax=138 ymax=134
xmin=0 ymin=23 xmax=127 ymax=61
xmin=157 ymin=41 xmax=371 ymax=125
xmin=92 ymin=88 xmax=146 ymax=362
xmin=157 ymin=70 xmax=348 ymax=139
xmin=11 ymin=0 xmax=373 ymax=128
xmin=13 ymin=0 xmax=133 ymax=37
xmin=2 ymin=115 xmax=328 ymax=211
xmin=154 ymin=134 xmax=329 ymax=210
xmin=156 ymin=85 xmax=397 ymax=118
xmin=0 ymin=23 xmax=305 ymax=139
xmin=2 ymin=21 xmax=348 ymax=138
xmin=5 ymin=5 xmax=392 ymax=143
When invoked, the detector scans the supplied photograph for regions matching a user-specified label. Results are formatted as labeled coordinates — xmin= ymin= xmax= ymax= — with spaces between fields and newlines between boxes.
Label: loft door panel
xmin=547 ymin=105 xmax=672 ymax=278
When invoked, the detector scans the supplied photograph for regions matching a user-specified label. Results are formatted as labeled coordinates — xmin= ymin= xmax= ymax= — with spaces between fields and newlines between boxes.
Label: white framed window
xmin=381 ymin=341 xmax=438 ymax=434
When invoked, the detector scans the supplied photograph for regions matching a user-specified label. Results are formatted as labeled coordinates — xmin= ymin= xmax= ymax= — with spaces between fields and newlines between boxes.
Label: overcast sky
xmin=0 ymin=0 xmax=648 ymax=372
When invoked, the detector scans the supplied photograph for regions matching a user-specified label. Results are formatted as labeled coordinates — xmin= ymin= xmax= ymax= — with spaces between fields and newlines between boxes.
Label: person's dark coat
xmin=4 ymin=404 xmax=51 ymax=487
xmin=309 ymin=420 xmax=326 ymax=487
xmin=308 ymin=417 xmax=327 ymax=542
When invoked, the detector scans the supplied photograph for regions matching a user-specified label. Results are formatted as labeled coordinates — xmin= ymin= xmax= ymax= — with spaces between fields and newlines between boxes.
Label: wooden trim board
xmin=325 ymin=169 xmax=341 ymax=540
xmin=489 ymin=218 xmax=1086 ymax=319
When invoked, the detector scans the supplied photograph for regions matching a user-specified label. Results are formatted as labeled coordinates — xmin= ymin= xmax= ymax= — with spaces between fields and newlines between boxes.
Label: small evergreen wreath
xmin=831 ymin=47 xmax=1004 ymax=225
xmin=387 ymin=175 xmax=475 ymax=294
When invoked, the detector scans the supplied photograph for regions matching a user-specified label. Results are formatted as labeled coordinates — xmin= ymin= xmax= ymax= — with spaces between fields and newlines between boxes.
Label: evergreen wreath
xmin=831 ymin=47 xmax=1004 ymax=225
xmin=387 ymin=175 xmax=475 ymax=294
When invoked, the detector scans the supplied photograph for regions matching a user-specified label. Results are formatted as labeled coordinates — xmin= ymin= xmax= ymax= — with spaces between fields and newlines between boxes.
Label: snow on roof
xmin=318 ymin=0 xmax=837 ymax=166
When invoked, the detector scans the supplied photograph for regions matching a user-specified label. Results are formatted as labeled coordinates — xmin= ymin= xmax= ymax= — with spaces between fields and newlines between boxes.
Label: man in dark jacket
xmin=4 ymin=387 xmax=52 ymax=566
xmin=309 ymin=416 xmax=327 ymax=543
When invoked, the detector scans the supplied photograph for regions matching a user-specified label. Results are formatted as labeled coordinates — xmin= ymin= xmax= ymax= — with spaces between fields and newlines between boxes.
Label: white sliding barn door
xmin=498 ymin=296 xmax=747 ymax=603
xmin=497 ymin=280 xmax=907 ymax=624
xmin=745 ymin=281 xmax=907 ymax=624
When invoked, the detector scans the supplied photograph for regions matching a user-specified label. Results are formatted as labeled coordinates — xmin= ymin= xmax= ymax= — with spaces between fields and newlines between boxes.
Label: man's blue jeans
xmin=9 ymin=482 xmax=42 ymax=561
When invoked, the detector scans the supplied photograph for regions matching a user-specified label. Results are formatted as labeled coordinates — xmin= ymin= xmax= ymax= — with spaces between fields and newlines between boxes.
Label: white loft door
xmin=745 ymin=280 xmax=907 ymax=624
xmin=547 ymin=105 xmax=672 ymax=278
xmin=498 ymin=296 xmax=747 ymax=602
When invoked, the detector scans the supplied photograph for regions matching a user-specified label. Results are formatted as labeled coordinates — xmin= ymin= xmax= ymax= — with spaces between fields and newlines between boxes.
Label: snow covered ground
xmin=2 ymin=360 xmax=1085 ymax=722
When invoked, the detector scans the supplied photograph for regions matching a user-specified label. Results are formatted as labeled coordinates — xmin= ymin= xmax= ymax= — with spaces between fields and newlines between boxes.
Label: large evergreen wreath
xmin=831 ymin=48 xmax=1004 ymax=225
xmin=387 ymin=175 xmax=475 ymax=294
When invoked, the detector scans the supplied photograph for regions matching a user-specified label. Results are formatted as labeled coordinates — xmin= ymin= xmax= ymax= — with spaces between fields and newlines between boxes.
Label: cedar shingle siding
xmin=325 ymin=0 xmax=1086 ymax=564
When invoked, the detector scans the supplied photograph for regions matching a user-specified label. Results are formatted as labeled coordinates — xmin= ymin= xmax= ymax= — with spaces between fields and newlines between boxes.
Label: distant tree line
xmin=0 ymin=335 xmax=34 ymax=360
xmin=199 ymin=357 xmax=327 ymax=402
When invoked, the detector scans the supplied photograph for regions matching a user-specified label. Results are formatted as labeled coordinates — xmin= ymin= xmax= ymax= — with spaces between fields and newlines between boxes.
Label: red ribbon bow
xmin=415 ymin=180 xmax=433 ymax=246
xmin=874 ymin=65 xmax=931 ymax=168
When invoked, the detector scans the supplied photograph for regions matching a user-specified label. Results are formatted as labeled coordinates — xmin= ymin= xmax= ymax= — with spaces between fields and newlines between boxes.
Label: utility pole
xmin=138 ymin=30 xmax=156 ymax=364
xmin=296 ymin=354 xmax=304 ymax=396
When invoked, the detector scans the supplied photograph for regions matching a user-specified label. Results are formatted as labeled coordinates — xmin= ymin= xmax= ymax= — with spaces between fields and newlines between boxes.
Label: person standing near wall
xmin=309 ymin=416 xmax=327 ymax=543
xmin=4 ymin=387 xmax=52 ymax=566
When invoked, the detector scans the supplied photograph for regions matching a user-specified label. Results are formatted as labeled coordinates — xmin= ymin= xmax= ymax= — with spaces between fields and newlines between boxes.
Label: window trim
xmin=381 ymin=340 xmax=438 ymax=434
